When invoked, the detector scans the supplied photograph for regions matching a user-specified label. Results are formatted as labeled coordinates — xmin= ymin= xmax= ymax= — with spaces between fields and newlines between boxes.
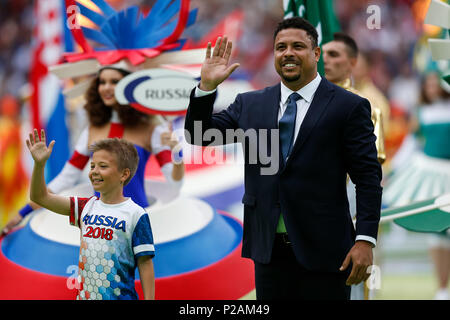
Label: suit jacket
xmin=184 ymin=78 xmax=382 ymax=273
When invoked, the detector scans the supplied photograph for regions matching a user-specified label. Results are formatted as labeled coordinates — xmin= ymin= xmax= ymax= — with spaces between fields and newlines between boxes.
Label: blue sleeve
xmin=132 ymin=213 xmax=155 ymax=259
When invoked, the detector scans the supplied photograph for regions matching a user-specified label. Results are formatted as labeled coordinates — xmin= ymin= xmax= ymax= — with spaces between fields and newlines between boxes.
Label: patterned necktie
xmin=279 ymin=92 xmax=301 ymax=161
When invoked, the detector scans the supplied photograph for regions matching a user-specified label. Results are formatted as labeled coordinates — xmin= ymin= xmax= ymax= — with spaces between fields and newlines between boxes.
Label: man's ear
xmin=315 ymin=46 xmax=321 ymax=62
xmin=350 ymin=56 xmax=357 ymax=68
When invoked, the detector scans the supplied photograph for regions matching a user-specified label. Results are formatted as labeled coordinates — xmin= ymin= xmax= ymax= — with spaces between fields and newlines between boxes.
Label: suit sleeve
xmin=184 ymin=87 xmax=242 ymax=147
xmin=343 ymin=98 xmax=383 ymax=241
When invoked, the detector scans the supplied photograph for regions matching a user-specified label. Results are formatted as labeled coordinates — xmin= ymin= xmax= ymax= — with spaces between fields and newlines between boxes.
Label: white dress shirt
xmin=278 ymin=73 xmax=322 ymax=156
xmin=194 ymin=75 xmax=377 ymax=247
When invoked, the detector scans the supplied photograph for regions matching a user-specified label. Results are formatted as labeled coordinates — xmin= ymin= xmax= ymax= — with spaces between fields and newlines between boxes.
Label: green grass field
xmin=374 ymin=273 xmax=446 ymax=300
xmin=239 ymin=273 xmax=447 ymax=300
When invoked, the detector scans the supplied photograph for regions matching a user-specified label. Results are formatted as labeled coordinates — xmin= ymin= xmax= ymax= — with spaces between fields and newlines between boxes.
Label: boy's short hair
xmin=332 ymin=32 xmax=358 ymax=58
xmin=89 ymin=138 xmax=139 ymax=186
xmin=273 ymin=17 xmax=319 ymax=48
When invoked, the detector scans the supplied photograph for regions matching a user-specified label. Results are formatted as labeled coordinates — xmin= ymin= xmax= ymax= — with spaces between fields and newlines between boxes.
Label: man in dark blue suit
xmin=184 ymin=17 xmax=382 ymax=300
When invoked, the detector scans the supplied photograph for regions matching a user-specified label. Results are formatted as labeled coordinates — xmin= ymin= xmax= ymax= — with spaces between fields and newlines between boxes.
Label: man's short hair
xmin=89 ymin=138 xmax=139 ymax=186
xmin=274 ymin=17 xmax=319 ymax=48
xmin=333 ymin=32 xmax=358 ymax=58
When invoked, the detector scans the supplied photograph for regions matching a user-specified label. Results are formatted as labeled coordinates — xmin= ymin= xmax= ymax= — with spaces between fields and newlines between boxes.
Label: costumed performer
xmin=383 ymin=71 xmax=450 ymax=300
xmin=1 ymin=63 xmax=184 ymax=235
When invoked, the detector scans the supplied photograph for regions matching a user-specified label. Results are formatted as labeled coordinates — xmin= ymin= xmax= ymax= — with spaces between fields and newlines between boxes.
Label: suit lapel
xmin=263 ymin=83 xmax=285 ymax=171
xmin=286 ymin=79 xmax=334 ymax=167
xmin=264 ymin=83 xmax=285 ymax=171
xmin=266 ymin=83 xmax=281 ymax=130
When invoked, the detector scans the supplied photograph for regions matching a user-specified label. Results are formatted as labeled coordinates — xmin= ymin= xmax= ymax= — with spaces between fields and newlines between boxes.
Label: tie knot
xmin=288 ymin=92 xmax=301 ymax=103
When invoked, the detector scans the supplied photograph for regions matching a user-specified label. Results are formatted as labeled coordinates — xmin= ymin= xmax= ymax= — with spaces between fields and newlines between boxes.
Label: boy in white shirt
xmin=27 ymin=129 xmax=155 ymax=300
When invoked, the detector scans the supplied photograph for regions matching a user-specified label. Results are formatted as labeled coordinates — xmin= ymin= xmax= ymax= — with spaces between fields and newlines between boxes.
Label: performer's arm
xmin=152 ymin=124 xmax=184 ymax=189
xmin=159 ymin=130 xmax=185 ymax=182
xmin=0 ymin=202 xmax=41 ymax=235
xmin=27 ymin=129 xmax=70 ymax=216
xmin=47 ymin=127 xmax=90 ymax=193
xmin=371 ymin=107 xmax=386 ymax=164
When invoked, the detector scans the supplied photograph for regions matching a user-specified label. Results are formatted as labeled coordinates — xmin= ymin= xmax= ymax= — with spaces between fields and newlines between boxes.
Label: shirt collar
xmin=280 ymin=73 xmax=322 ymax=105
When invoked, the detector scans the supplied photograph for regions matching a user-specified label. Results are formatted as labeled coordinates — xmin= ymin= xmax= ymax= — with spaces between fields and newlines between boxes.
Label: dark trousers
xmin=254 ymin=234 xmax=351 ymax=300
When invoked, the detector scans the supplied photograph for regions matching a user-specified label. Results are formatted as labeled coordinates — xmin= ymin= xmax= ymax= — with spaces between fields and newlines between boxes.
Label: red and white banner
xmin=30 ymin=0 xmax=64 ymax=130
xmin=29 ymin=0 xmax=70 ymax=180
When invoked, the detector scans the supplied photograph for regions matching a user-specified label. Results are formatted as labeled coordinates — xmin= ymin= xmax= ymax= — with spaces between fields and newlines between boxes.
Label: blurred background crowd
xmin=0 ymin=0 xmax=449 ymax=299
xmin=0 ymin=0 xmax=446 ymax=103
xmin=2 ymin=0 xmax=448 ymax=142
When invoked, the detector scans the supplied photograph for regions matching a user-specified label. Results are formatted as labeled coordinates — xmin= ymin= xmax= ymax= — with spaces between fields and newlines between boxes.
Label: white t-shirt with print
xmin=69 ymin=196 xmax=155 ymax=300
